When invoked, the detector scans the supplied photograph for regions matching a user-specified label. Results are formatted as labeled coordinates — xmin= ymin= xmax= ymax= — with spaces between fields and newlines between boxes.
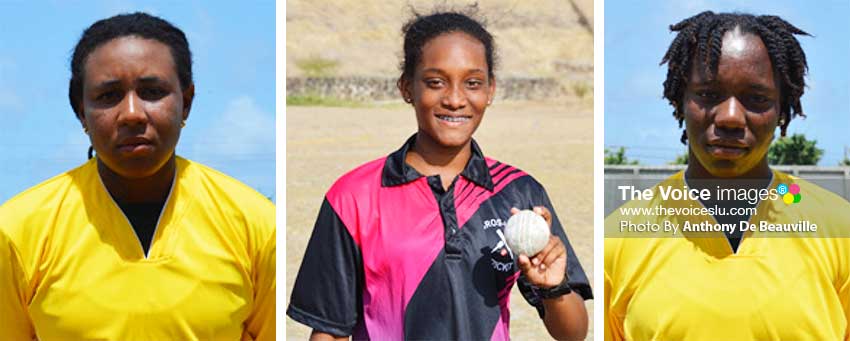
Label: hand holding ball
xmin=504 ymin=210 xmax=551 ymax=257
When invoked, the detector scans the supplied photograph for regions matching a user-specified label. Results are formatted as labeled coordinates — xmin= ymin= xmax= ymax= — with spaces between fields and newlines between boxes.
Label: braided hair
xmin=660 ymin=11 xmax=809 ymax=143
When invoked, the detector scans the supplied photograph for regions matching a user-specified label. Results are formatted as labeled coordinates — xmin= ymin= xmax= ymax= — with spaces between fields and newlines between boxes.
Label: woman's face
xmin=80 ymin=36 xmax=193 ymax=179
xmin=404 ymin=31 xmax=495 ymax=149
xmin=683 ymin=27 xmax=780 ymax=178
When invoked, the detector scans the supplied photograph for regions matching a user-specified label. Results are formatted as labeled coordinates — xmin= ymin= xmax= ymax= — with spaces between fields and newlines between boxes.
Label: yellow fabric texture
xmin=604 ymin=170 xmax=850 ymax=341
xmin=0 ymin=157 xmax=276 ymax=341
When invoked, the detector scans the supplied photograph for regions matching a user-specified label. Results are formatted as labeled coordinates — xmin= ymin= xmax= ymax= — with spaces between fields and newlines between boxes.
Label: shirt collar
xmin=381 ymin=134 xmax=494 ymax=190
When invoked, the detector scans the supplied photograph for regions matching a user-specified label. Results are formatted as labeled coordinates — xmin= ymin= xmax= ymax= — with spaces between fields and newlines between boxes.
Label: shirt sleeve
xmin=840 ymin=243 xmax=850 ymax=341
xmin=0 ymin=230 xmax=35 ymax=340
xmin=604 ymin=270 xmax=624 ymax=341
xmin=243 ymin=229 xmax=276 ymax=341
xmin=286 ymin=198 xmax=364 ymax=336
xmin=516 ymin=182 xmax=593 ymax=318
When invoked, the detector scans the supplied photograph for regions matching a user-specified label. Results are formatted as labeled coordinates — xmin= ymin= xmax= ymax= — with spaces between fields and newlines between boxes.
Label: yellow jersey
xmin=0 ymin=156 xmax=275 ymax=341
xmin=604 ymin=170 xmax=850 ymax=341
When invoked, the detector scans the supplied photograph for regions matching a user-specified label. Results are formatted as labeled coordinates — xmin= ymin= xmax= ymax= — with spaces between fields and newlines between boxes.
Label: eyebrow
xmin=92 ymin=76 xmax=166 ymax=89
xmin=748 ymin=83 xmax=775 ymax=92
xmin=421 ymin=67 xmax=487 ymax=75
xmin=689 ymin=80 xmax=776 ymax=92
xmin=138 ymin=76 xmax=165 ymax=84
xmin=93 ymin=79 xmax=122 ymax=90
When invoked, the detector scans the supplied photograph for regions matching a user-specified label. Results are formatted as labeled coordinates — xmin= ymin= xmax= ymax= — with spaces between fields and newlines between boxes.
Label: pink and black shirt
xmin=287 ymin=135 xmax=592 ymax=340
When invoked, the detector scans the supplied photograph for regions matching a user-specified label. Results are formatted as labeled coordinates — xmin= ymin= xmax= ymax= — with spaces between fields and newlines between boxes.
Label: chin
xmin=703 ymin=159 xmax=758 ymax=178
xmin=102 ymin=156 xmax=171 ymax=179
xmin=436 ymin=135 xmax=472 ymax=149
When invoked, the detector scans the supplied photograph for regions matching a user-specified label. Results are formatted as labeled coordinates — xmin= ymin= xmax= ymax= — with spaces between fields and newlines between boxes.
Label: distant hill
xmin=286 ymin=0 xmax=593 ymax=80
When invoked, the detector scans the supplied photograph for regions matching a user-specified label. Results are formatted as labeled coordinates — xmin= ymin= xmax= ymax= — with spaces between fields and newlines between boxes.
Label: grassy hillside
xmin=286 ymin=0 xmax=593 ymax=79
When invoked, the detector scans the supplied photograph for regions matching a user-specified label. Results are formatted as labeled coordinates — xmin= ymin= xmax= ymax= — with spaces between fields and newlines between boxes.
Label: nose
xmin=714 ymin=96 xmax=746 ymax=130
xmin=117 ymin=91 xmax=147 ymax=126
xmin=441 ymin=84 xmax=468 ymax=110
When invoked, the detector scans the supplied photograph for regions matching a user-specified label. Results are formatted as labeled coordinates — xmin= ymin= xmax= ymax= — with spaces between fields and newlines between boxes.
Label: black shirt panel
xmin=403 ymin=175 xmax=593 ymax=338
xmin=287 ymin=198 xmax=365 ymax=337
xmin=485 ymin=175 xmax=593 ymax=299
xmin=116 ymin=201 xmax=165 ymax=255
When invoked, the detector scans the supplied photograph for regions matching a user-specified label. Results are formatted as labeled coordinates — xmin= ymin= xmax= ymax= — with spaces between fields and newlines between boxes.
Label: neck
xmin=98 ymin=156 xmax=176 ymax=204
xmin=405 ymin=133 xmax=472 ymax=188
xmin=685 ymin=154 xmax=772 ymax=191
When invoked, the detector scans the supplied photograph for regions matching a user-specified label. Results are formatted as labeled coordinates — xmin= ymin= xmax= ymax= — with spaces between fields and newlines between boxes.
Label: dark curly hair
xmin=68 ymin=12 xmax=193 ymax=118
xmin=399 ymin=7 xmax=497 ymax=82
xmin=660 ymin=11 xmax=809 ymax=144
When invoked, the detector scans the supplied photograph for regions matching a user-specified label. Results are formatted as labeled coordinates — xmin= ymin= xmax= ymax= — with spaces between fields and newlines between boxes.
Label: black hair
xmin=660 ymin=11 xmax=809 ymax=143
xmin=399 ymin=7 xmax=497 ymax=82
xmin=69 ymin=12 xmax=193 ymax=118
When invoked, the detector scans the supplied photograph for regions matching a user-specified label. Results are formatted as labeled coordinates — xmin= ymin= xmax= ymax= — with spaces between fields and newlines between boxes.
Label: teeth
xmin=438 ymin=115 xmax=470 ymax=122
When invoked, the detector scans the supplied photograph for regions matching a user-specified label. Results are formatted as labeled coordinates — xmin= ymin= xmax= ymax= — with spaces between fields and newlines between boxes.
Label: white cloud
xmin=192 ymin=96 xmax=274 ymax=159
xmin=53 ymin=131 xmax=91 ymax=162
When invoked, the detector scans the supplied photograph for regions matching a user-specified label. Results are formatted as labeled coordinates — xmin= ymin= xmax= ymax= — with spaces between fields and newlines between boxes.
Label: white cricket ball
xmin=504 ymin=210 xmax=550 ymax=257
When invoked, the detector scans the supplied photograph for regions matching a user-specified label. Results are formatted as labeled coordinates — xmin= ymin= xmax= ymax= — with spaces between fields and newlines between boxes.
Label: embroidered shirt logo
xmin=489 ymin=229 xmax=515 ymax=272
xmin=483 ymin=218 xmax=505 ymax=230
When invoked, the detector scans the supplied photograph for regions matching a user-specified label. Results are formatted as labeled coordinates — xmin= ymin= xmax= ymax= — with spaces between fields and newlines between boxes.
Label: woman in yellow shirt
xmin=0 ymin=12 xmax=275 ymax=340
xmin=605 ymin=11 xmax=850 ymax=340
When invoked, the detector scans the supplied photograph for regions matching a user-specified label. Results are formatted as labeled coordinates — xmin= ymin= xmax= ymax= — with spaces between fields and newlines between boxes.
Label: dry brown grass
xmin=286 ymin=99 xmax=594 ymax=340
xmin=286 ymin=0 xmax=593 ymax=79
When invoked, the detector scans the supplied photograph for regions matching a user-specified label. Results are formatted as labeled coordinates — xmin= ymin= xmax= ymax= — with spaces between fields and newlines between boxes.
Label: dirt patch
xmin=286 ymin=100 xmax=594 ymax=339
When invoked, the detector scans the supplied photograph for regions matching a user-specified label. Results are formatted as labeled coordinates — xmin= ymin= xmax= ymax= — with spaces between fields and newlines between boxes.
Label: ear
xmin=79 ymin=116 xmax=88 ymax=133
xmin=487 ymin=76 xmax=497 ymax=105
xmin=75 ymin=102 xmax=88 ymax=133
xmin=182 ymin=83 xmax=195 ymax=121
xmin=397 ymin=77 xmax=412 ymax=104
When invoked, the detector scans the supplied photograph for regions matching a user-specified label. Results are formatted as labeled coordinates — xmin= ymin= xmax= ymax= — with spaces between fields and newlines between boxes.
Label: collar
xmin=381 ymin=134 xmax=494 ymax=191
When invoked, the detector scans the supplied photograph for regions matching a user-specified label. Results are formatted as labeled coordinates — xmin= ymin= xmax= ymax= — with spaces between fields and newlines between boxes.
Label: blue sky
xmin=0 ymin=1 xmax=275 ymax=202
xmin=605 ymin=0 xmax=850 ymax=165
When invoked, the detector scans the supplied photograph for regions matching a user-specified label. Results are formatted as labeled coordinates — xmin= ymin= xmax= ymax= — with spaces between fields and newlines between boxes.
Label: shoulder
xmin=773 ymin=170 xmax=850 ymax=228
xmin=604 ymin=173 xmax=685 ymax=268
xmin=485 ymin=157 xmax=538 ymax=190
xmin=179 ymin=157 xmax=275 ymax=237
xmin=326 ymin=156 xmax=387 ymax=204
xmin=182 ymin=157 xmax=273 ymax=205
xmin=0 ymin=161 xmax=91 ymax=238
xmin=0 ymin=161 xmax=94 ymax=275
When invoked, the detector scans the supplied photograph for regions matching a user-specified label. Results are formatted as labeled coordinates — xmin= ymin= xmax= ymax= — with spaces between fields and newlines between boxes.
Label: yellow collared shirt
xmin=0 ymin=157 xmax=275 ymax=341
xmin=605 ymin=170 xmax=850 ymax=341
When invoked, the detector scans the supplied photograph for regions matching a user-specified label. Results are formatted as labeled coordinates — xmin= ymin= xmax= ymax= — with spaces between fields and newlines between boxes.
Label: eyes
xmin=692 ymin=88 xmax=775 ymax=110
xmin=92 ymin=85 xmax=171 ymax=106
xmin=424 ymin=77 xmax=486 ymax=90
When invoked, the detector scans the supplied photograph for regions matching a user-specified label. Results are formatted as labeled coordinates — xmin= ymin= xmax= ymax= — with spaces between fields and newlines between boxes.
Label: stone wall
xmin=286 ymin=76 xmax=588 ymax=101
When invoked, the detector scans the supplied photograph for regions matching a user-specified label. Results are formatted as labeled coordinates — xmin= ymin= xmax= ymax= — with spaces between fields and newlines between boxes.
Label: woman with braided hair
xmin=605 ymin=11 xmax=850 ymax=340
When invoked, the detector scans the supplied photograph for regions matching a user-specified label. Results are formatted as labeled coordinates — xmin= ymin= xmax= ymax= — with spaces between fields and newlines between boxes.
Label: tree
xmin=670 ymin=151 xmax=688 ymax=165
xmin=840 ymin=158 xmax=850 ymax=166
xmin=604 ymin=147 xmax=639 ymax=165
xmin=767 ymin=133 xmax=823 ymax=165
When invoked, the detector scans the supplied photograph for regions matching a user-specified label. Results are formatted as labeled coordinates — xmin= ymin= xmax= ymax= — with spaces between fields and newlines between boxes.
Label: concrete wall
xmin=285 ymin=76 xmax=581 ymax=101
xmin=604 ymin=165 xmax=850 ymax=215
